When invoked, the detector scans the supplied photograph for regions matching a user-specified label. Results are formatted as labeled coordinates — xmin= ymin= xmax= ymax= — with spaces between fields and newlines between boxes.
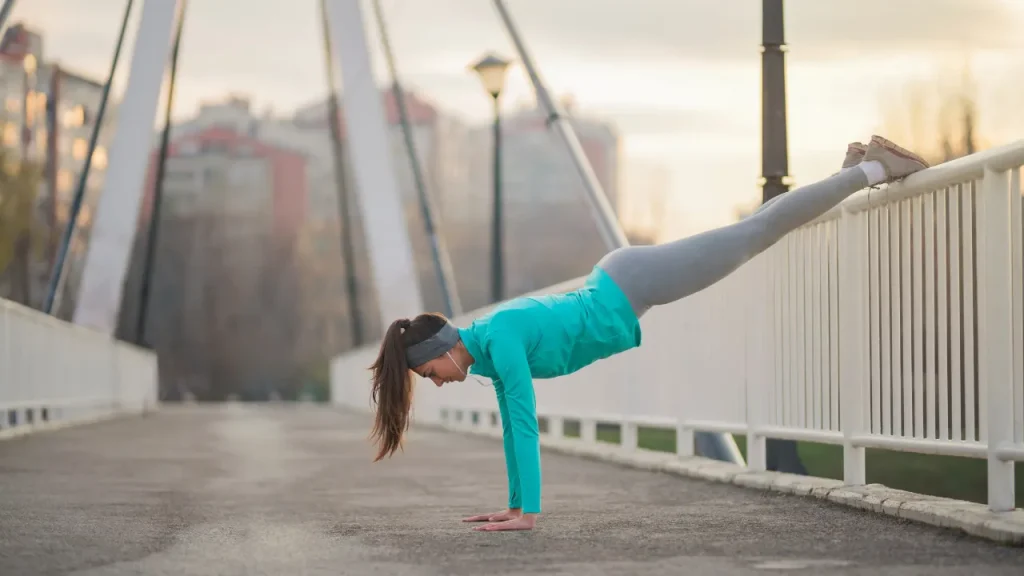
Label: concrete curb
xmin=444 ymin=423 xmax=1024 ymax=547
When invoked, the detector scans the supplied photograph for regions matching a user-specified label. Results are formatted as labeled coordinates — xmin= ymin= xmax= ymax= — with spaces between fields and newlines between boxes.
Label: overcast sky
xmin=11 ymin=0 xmax=1024 ymax=238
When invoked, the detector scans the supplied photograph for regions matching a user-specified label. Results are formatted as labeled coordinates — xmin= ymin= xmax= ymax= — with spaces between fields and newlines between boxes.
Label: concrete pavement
xmin=0 ymin=404 xmax=1022 ymax=575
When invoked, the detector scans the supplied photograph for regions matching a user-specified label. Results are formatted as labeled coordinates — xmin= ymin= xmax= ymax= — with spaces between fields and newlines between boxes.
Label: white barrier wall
xmin=0 ymin=297 xmax=158 ymax=438
xmin=332 ymin=140 xmax=1024 ymax=512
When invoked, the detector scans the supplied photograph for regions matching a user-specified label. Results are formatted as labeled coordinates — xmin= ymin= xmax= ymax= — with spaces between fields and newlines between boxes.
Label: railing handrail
xmin=844 ymin=138 xmax=1024 ymax=213
xmin=803 ymin=139 xmax=1024 ymax=228
xmin=2 ymin=298 xmax=110 ymax=341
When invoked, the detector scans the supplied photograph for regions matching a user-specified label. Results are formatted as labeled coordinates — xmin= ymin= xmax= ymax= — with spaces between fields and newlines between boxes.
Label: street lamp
xmin=470 ymin=53 xmax=511 ymax=304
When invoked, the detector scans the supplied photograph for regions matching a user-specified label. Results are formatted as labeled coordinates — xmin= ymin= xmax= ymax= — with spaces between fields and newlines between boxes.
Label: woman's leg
xmin=599 ymin=135 xmax=927 ymax=317
xmin=748 ymin=141 xmax=868 ymax=218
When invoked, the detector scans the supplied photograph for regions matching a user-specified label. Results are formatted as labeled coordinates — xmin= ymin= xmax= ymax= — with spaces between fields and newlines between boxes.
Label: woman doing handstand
xmin=368 ymin=135 xmax=928 ymax=531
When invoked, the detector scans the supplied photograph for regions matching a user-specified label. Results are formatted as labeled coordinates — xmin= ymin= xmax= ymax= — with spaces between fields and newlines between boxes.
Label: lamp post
xmin=761 ymin=0 xmax=790 ymax=202
xmin=470 ymin=53 xmax=511 ymax=304
xmin=761 ymin=0 xmax=807 ymax=476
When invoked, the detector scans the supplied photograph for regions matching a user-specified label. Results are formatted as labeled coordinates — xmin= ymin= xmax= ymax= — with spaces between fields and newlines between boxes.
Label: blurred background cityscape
xmin=1 ymin=0 xmax=1023 ymax=403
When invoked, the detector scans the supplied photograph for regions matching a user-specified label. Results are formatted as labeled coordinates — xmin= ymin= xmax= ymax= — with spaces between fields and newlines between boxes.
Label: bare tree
xmin=879 ymin=58 xmax=983 ymax=165
xmin=0 ymin=149 xmax=45 ymax=306
xmin=629 ymin=181 xmax=668 ymax=245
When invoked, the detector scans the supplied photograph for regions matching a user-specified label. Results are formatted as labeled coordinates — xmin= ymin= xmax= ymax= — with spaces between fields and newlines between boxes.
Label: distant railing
xmin=331 ymin=140 xmax=1024 ymax=512
xmin=0 ymin=298 xmax=158 ymax=438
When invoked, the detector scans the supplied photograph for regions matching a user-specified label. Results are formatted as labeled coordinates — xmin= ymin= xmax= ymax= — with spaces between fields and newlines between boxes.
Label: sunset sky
xmin=11 ymin=0 xmax=1024 ymax=240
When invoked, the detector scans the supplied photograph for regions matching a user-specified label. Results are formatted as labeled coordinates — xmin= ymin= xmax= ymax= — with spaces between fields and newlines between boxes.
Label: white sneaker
xmin=863 ymin=135 xmax=929 ymax=182
xmin=842 ymin=142 xmax=867 ymax=169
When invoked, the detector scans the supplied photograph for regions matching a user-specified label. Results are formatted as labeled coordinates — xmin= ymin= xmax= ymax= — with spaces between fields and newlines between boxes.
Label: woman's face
xmin=412 ymin=353 xmax=466 ymax=387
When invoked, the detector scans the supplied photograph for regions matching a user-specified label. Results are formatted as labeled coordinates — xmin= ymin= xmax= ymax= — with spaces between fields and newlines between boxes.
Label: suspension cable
xmin=44 ymin=0 xmax=136 ymax=315
xmin=370 ymin=0 xmax=463 ymax=318
xmin=134 ymin=0 xmax=188 ymax=346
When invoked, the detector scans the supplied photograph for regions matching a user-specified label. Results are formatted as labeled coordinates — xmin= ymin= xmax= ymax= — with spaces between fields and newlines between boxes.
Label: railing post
xmin=1011 ymin=168 xmax=1023 ymax=481
xmin=581 ymin=418 xmax=597 ymax=444
xmin=111 ymin=344 xmax=123 ymax=413
xmin=746 ymin=253 xmax=771 ymax=472
xmin=622 ymin=420 xmax=638 ymax=451
xmin=548 ymin=415 xmax=563 ymax=438
xmin=1 ymin=303 xmax=8 ymax=431
xmin=978 ymin=166 xmax=1015 ymax=512
xmin=676 ymin=424 xmax=694 ymax=457
xmin=840 ymin=207 xmax=867 ymax=485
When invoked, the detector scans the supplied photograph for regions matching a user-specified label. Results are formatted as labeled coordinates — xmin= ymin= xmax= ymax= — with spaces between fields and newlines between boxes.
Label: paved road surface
xmin=0 ymin=404 xmax=1021 ymax=575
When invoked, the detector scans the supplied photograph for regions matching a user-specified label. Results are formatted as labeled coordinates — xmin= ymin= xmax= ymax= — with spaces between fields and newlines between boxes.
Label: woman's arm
xmin=485 ymin=329 xmax=541 ymax=515
xmin=492 ymin=379 xmax=522 ymax=510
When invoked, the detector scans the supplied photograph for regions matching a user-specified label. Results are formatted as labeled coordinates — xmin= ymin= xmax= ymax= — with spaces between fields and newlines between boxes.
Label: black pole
xmin=0 ymin=0 xmax=17 ymax=35
xmin=761 ymin=0 xmax=790 ymax=202
xmin=43 ymin=0 xmax=134 ymax=315
xmin=320 ymin=0 xmax=363 ymax=347
xmin=45 ymin=66 xmax=60 ymax=273
xmin=135 ymin=0 xmax=186 ymax=347
xmin=490 ymin=95 xmax=503 ymax=304
xmin=760 ymin=0 xmax=807 ymax=476
xmin=371 ymin=0 xmax=462 ymax=318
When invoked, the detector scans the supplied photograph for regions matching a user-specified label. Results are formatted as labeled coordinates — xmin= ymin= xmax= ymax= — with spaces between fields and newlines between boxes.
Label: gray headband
xmin=405 ymin=322 xmax=460 ymax=367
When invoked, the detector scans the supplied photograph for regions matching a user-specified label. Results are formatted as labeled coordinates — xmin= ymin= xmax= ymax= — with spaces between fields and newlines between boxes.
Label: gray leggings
xmin=598 ymin=167 xmax=869 ymax=317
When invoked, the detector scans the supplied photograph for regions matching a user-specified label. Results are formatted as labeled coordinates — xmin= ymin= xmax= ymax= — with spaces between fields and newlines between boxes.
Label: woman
xmin=368 ymin=135 xmax=928 ymax=532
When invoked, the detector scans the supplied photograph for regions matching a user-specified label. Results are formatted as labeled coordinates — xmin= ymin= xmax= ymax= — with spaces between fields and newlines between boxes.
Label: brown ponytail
xmin=369 ymin=313 xmax=449 ymax=461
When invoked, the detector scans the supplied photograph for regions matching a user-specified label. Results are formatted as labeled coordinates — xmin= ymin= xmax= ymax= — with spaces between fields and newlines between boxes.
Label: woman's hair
xmin=369 ymin=312 xmax=449 ymax=461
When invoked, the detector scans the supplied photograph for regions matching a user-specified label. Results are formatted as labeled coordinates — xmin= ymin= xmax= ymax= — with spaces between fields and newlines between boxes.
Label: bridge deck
xmin=0 ymin=405 xmax=1021 ymax=575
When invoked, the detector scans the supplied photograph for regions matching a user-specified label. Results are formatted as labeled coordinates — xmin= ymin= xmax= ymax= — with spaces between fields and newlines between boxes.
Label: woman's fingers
xmin=461 ymin=512 xmax=498 ymax=522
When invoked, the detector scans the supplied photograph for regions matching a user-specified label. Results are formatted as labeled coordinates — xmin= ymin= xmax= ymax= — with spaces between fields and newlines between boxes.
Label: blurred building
xmin=466 ymin=97 xmax=623 ymax=298
xmin=117 ymin=88 xmax=622 ymax=398
xmin=156 ymin=92 xmax=466 ymax=356
xmin=282 ymin=91 xmax=624 ymax=324
xmin=291 ymin=218 xmax=356 ymax=370
xmin=0 ymin=22 xmax=115 ymax=312
xmin=139 ymin=125 xmax=307 ymax=236
xmin=621 ymin=159 xmax=672 ymax=245
xmin=120 ymin=124 xmax=308 ymax=400
xmin=289 ymin=88 xmax=477 ymax=316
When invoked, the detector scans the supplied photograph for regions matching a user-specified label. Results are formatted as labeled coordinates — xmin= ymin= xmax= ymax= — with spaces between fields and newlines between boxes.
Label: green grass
xmin=575 ymin=421 xmax=1024 ymax=507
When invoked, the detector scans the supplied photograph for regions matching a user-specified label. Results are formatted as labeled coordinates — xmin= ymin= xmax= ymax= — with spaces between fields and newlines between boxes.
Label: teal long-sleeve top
xmin=456 ymin=266 xmax=642 ymax=514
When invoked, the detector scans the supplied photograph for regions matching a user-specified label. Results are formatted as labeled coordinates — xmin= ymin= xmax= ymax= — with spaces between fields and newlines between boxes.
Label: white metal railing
xmin=0 ymin=297 xmax=158 ymax=436
xmin=331 ymin=140 xmax=1024 ymax=512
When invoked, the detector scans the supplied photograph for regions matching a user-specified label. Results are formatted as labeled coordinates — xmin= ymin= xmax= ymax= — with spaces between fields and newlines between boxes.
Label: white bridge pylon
xmin=72 ymin=0 xmax=424 ymax=335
